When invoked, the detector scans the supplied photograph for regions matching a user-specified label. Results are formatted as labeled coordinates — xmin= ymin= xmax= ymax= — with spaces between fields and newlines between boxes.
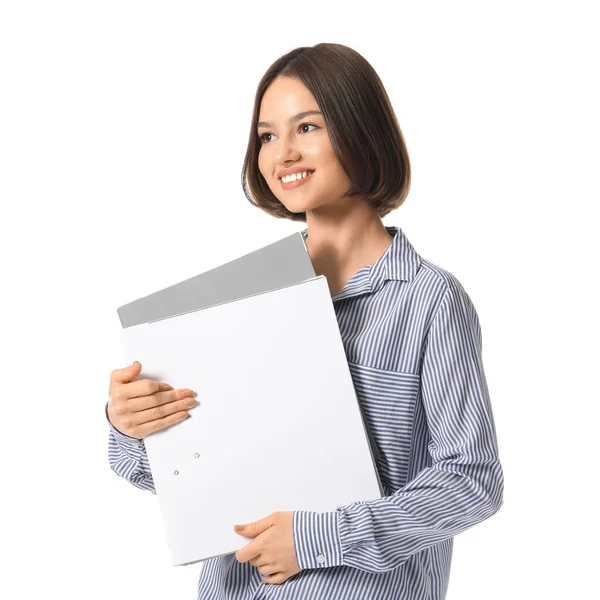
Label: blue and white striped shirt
xmin=107 ymin=224 xmax=504 ymax=600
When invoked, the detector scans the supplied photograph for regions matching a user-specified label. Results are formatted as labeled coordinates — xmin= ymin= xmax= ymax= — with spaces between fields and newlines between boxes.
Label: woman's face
xmin=257 ymin=76 xmax=353 ymax=215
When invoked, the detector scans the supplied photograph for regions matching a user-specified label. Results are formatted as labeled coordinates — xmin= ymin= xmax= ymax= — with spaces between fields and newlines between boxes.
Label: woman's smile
xmin=279 ymin=169 xmax=315 ymax=190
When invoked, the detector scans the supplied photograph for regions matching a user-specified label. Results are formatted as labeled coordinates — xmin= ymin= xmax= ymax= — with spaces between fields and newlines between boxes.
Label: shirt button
xmin=316 ymin=554 xmax=325 ymax=564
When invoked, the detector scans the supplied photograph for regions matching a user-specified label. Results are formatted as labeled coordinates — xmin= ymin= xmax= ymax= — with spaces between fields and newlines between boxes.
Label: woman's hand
xmin=107 ymin=361 xmax=197 ymax=440
xmin=234 ymin=512 xmax=302 ymax=585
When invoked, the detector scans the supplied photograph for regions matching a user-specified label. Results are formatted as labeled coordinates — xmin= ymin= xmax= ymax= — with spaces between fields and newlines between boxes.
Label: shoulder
xmin=410 ymin=256 xmax=472 ymax=313
xmin=393 ymin=226 xmax=471 ymax=310
xmin=419 ymin=258 xmax=471 ymax=296
xmin=414 ymin=258 xmax=482 ymax=347
xmin=389 ymin=226 xmax=479 ymax=323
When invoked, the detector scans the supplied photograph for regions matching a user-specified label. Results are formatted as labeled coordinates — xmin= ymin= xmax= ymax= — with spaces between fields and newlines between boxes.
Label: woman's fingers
xmin=108 ymin=361 xmax=197 ymax=439
xmin=126 ymin=409 xmax=193 ymax=440
xmin=129 ymin=388 xmax=198 ymax=426
xmin=123 ymin=388 xmax=198 ymax=437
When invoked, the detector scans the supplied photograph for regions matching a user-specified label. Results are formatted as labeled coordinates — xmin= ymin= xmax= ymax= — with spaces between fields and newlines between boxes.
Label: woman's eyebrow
xmin=257 ymin=110 xmax=322 ymax=129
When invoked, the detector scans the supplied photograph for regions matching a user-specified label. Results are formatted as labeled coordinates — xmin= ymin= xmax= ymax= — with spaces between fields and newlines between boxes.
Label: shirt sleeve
xmin=106 ymin=401 xmax=156 ymax=495
xmin=292 ymin=278 xmax=504 ymax=572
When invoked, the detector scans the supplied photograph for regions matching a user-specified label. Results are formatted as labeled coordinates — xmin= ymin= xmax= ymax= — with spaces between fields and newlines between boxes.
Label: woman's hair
xmin=241 ymin=43 xmax=411 ymax=223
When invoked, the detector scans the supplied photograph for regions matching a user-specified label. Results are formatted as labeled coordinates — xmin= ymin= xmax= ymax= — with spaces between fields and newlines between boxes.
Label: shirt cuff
xmin=293 ymin=510 xmax=344 ymax=570
xmin=105 ymin=401 xmax=145 ymax=449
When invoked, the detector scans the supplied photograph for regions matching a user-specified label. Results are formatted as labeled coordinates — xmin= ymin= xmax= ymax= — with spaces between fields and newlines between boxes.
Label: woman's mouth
xmin=279 ymin=170 xmax=315 ymax=190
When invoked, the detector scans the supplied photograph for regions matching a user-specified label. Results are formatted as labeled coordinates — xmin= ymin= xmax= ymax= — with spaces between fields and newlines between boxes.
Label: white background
xmin=1 ymin=1 xmax=597 ymax=598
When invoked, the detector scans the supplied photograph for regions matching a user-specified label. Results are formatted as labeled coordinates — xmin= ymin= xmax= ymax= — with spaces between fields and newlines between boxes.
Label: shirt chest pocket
xmin=347 ymin=361 xmax=421 ymax=490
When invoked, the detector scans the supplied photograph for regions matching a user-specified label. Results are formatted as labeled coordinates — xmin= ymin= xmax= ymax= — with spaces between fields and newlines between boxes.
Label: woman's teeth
xmin=281 ymin=170 xmax=314 ymax=183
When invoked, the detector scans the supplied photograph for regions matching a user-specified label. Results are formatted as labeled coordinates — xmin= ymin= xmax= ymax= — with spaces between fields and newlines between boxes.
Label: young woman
xmin=107 ymin=42 xmax=504 ymax=600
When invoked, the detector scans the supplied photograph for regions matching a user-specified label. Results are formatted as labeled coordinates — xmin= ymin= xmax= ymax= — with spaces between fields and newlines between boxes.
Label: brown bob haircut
xmin=241 ymin=42 xmax=411 ymax=223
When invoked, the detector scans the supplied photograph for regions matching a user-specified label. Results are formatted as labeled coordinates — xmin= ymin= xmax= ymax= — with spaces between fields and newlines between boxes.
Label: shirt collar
xmin=301 ymin=225 xmax=421 ymax=301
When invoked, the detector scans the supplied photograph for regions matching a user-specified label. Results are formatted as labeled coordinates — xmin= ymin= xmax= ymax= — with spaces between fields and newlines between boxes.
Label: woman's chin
xmin=279 ymin=198 xmax=322 ymax=214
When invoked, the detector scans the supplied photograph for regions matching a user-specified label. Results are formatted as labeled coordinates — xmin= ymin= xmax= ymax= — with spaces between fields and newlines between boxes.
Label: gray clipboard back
xmin=117 ymin=231 xmax=315 ymax=328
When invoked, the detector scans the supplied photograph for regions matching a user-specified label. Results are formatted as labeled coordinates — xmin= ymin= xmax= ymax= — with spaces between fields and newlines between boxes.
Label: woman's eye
xmin=299 ymin=123 xmax=318 ymax=134
xmin=258 ymin=123 xmax=318 ymax=144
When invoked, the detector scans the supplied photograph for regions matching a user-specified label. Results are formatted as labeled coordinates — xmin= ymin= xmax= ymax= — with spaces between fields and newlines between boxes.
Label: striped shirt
xmin=107 ymin=224 xmax=504 ymax=600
